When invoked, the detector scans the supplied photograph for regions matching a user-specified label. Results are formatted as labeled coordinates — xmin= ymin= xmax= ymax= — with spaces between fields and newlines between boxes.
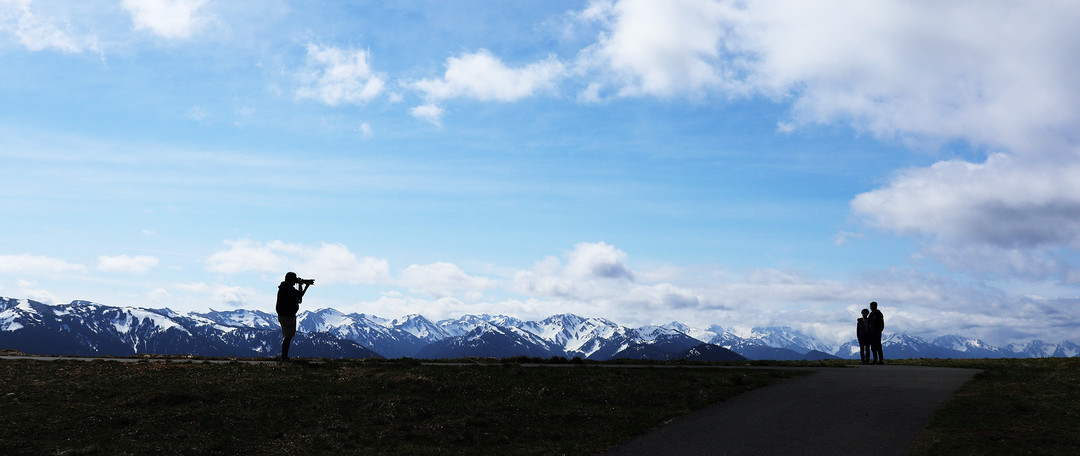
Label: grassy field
xmin=3 ymin=356 xmax=1076 ymax=455
xmin=904 ymin=357 xmax=1080 ymax=455
xmin=0 ymin=358 xmax=803 ymax=455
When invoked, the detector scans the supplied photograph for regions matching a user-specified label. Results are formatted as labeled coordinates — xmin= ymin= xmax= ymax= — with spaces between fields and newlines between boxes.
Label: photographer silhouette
xmin=276 ymin=271 xmax=312 ymax=361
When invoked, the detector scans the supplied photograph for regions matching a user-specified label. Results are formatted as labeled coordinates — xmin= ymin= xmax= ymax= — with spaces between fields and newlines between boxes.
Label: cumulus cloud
xmin=0 ymin=253 xmax=86 ymax=275
xmin=576 ymin=0 xmax=1080 ymax=151
xmin=410 ymin=103 xmax=443 ymax=127
xmin=97 ymin=254 xmax=159 ymax=275
xmin=205 ymin=239 xmax=391 ymax=285
xmin=205 ymin=239 xmax=285 ymax=274
xmin=564 ymin=241 xmax=633 ymax=280
xmin=300 ymin=243 xmax=392 ymax=285
xmin=506 ymin=242 xmax=712 ymax=323
xmin=852 ymin=153 xmax=1080 ymax=280
xmin=15 ymin=279 xmax=58 ymax=305
xmin=407 ymin=49 xmax=565 ymax=124
xmin=175 ymin=282 xmax=255 ymax=308
xmin=122 ymin=0 xmax=209 ymax=39
xmin=397 ymin=262 xmax=498 ymax=298
xmin=0 ymin=0 xmax=100 ymax=53
xmin=296 ymin=42 xmax=386 ymax=106
xmin=512 ymin=242 xmax=634 ymax=299
xmin=573 ymin=1 xmax=1080 ymax=278
xmin=576 ymin=0 xmax=739 ymax=99
xmin=852 ymin=155 xmax=1080 ymax=247
xmin=411 ymin=49 xmax=566 ymax=102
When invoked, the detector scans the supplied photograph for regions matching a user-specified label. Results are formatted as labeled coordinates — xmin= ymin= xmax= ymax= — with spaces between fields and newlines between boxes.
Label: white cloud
xmin=0 ymin=0 xmax=100 ymax=53
xmin=736 ymin=1 xmax=1080 ymax=152
xmin=512 ymin=242 xmax=631 ymax=299
xmin=205 ymin=239 xmax=391 ymax=285
xmin=173 ymin=282 xmax=255 ymax=308
xmin=296 ymin=42 xmax=386 ymax=106
xmin=573 ymin=1 xmax=1080 ymax=278
xmin=15 ymin=279 xmax=58 ymax=305
xmin=397 ymin=262 xmax=497 ymax=298
xmin=564 ymin=241 xmax=633 ymax=280
xmin=918 ymin=244 xmax=1073 ymax=283
xmin=410 ymin=103 xmax=443 ymax=127
xmin=0 ymin=253 xmax=86 ymax=275
xmin=206 ymin=239 xmax=285 ymax=274
xmin=576 ymin=0 xmax=738 ymax=98
xmin=299 ymin=243 xmax=391 ymax=285
xmin=212 ymin=284 xmax=252 ymax=307
xmin=852 ymin=154 xmax=1080 ymax=249
xmin=122 ymin=0 xmax=209 ymax=39
xmin=97 ymin=254 xmax=159 ymax=275
xmin=576 ymin=1 xmax=1080 ymax=152
xmin=851 ymin=153 xmax=1080 ymax=280
xmin=411 ymin=49 xmax=566 ymax=102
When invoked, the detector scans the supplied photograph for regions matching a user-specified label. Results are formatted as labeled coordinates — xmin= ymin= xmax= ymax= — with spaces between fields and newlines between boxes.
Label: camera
xmin=296 ymin=278 xmax=315 ymax=286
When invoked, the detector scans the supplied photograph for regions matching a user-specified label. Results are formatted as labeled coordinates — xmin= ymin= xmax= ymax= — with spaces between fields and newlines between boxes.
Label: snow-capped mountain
xmin=295 ymin=308 xmax=426 ymax=358
xmin=744 ymin=326 xmax=837 ymax=355
xmin=194 ymin=308 xmax=279 ymax=330
xmin=609 ymin=332 xmax=712 ymax=361
xmin=931 ymin=335 xmax=1009 ymax=358
xmin=0 ymin=298 xmax=380 ymax=359
xmin=2 ymin=296 xmax=1078 ymax=361
xmin=516 ymin=313 xmax=625 ymax=358
xmin=1006 ymin=339 xmax=1080 ymax=358
xmin=661 ymin=321 xmax=724 ymax=346
xmin=415 ymin=321 xmax=564 ymax=359
xmin=681 ymin=343 xmax=747 ymax=362
xmin=435 ymin=314 xmax=493 ymax=338
xmin=389 ymin=314 xmax=448 ymax=343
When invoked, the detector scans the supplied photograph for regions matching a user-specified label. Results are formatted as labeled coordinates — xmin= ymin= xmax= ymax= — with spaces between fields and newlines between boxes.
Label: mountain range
xmin=2 ymin=297 xmax=1077 ymax=360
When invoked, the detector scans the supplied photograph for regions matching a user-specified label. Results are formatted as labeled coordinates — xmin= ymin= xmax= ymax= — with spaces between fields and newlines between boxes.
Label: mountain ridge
xmin=2 ymin=297 xmax=1077 ymax=360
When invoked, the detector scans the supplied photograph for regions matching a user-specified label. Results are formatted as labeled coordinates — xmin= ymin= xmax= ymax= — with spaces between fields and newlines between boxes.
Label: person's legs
xmin=279 ymin=315 xmax=296 ymax=361
xmin=859 ymin=342 xmax=870 ymax=365
xmin=871 ymin=336 xmax=883 ymax=364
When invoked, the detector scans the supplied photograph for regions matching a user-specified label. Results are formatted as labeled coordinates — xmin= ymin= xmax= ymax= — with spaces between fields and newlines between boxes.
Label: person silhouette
xmin=276 ymin=271 xmax=310 ymax=361
xmin=867 ymin=301 xmax=885 ymax=364
xmin=857 ymin=308 xmax=871 ymax=365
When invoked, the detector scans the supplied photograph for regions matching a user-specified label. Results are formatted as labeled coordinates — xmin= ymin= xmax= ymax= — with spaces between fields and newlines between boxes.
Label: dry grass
xmin=0 ymin=358 xmax=802 ymax=455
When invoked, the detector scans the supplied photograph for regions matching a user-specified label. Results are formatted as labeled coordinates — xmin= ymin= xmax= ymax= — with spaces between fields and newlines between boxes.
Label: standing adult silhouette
xmin=867 ymin=301 xmax=885 ymax=364
xmin=857 ymin=308 xmax=871 ymax=365
xmin=276 ymin=272 xmax=310 ymax=361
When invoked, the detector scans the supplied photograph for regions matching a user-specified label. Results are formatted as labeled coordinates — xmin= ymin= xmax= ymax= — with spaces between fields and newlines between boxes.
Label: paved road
xmin=605 ymin=365 xmax=980 ymax=456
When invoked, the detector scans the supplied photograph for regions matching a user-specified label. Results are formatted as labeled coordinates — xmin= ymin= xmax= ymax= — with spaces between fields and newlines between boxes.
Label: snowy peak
xmin=436 ymin=314 xmax=491 ymax=338
xmin=3 ymin=296 xmax=1079 ymax=361
xmin=195 ymin=309 xmax=279 ymax=330
xmin=415 ymin=320 xmax=564 ymax=359
xmin=931 ymin=335 xmax=1004 ymax=357
xmin=390 ymin=314 xmax=447 ymax=343
xmin=746 ymin=326 xmax=835 ymax=355
xmin=662 ymin=321 xmax=721 ymax=344
xmin=635 ymin=324 xmax=683 ymax=341
xmin=519 ymin=313 xmax=622 ymax=354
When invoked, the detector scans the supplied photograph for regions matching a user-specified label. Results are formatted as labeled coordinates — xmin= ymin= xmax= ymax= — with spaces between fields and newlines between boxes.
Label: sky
xmin=2 ymin=0 xmax=1080 ymax=347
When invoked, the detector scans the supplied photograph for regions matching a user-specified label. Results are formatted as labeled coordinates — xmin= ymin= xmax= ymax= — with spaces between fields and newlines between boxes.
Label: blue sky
xmin=3 ymin=0 xmax=1080 ymax=346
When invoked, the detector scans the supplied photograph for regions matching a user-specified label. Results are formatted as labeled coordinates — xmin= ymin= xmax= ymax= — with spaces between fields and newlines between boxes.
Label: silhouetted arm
xmin=297 ymin=283 xmax=309 ymax=303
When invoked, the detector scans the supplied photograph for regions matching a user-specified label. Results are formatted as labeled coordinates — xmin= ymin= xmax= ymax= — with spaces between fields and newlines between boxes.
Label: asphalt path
xmin=604 ymin=364 xmax=980 ymax=456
